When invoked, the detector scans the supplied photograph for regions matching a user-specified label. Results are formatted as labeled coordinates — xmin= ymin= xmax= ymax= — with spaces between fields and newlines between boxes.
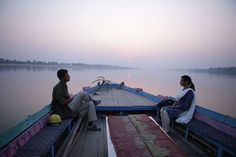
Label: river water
xmin=1 ymin=65 xmax=236 ymax=135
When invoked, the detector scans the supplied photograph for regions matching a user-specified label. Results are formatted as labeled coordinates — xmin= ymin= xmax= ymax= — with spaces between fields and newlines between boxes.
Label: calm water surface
xmin=1 ymin=66 xmax=236 ymax=134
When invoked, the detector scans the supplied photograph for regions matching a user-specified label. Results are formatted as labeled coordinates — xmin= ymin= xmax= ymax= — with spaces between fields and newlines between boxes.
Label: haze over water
xmin=0 ymin=67 xmax=236 ymax=135
xmin=0 ymin=0 xmax=236 ymax=135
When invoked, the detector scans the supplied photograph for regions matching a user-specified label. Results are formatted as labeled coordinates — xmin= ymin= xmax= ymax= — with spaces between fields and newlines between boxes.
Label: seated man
xmin=51 ymin=69 xmax=101 ymax=131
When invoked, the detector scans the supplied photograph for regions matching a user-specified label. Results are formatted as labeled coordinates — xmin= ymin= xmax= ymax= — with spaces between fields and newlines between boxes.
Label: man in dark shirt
xmin=52 ymin=69 xmax=101 ymax=131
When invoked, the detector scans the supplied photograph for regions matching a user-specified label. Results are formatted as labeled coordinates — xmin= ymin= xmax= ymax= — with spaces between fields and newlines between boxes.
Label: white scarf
xmin=174 ymin=88 xmax=197 ymax=124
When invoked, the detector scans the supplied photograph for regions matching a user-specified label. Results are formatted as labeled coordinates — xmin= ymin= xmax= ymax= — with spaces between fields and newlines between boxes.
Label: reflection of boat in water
xmin=1 ymin=81 xmax=236 ymax=157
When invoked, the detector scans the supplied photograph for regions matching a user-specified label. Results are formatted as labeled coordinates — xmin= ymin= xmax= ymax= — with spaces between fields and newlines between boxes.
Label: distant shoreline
xmin=0 ymin=58 xmax=235 ymax=74
xmin=0 ymin=58 xmax=134 ymax=70
xmin=179 ymin=67 xmax=236 ymax=75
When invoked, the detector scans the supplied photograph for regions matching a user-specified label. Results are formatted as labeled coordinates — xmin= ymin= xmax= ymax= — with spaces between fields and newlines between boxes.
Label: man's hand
xmin=61 ymin=94 xmax=75 ymax=106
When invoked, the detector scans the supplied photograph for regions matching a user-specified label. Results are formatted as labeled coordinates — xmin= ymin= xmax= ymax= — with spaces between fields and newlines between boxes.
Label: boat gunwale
xmin=0 ymin=105 xmax=52 ymax=150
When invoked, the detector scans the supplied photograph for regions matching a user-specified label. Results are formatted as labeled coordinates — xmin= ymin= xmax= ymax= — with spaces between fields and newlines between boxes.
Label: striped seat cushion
xmin=187 ymin=119 xmax=236 ymax=151
xmin=13 ymin=119 xmax=71 ymax=157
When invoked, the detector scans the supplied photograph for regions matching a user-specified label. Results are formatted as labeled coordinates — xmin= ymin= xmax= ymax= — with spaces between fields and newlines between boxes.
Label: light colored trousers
xmin=160 ymin=108 xmax=170 ymax=133
xmin=68 ymin=91 xmax=97 ymax=122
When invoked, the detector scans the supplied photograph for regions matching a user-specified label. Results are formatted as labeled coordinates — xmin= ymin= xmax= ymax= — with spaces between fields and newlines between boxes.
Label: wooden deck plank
xmin=67 ymin=118 xmax=107 ymax=157
xmin=97 ymin=118 xmax=108 ymax=157
xmin=92 ymin=88 xmax=156 ymax=107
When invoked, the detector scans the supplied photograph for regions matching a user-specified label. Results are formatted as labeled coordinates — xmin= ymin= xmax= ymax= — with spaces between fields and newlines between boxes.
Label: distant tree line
xmin=0 ymin=58 xmax=133 ymax=69
xmin=0 ymin=58 xmax=71 ymax=66
xmin=188 ymin=67 xmax=236 ymax=75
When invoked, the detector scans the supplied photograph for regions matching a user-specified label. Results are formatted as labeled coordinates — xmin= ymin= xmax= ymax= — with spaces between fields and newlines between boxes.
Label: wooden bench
xmin=0 ymin=104 xmax=72 ymax=157
xmin=12 ymin=119 xmax=72 ymax=157
xmin=178 ymin=106 xmax=236 ymax=157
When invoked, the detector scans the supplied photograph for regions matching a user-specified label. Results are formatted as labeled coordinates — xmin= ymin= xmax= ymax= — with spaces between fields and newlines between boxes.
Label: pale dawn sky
xmin=0 ymin=0 xmax=235 ymax=68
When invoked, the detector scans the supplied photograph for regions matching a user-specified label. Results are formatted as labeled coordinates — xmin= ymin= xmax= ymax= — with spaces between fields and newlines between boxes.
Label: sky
xmin=0 ymin=0 xmax=236 ymax=69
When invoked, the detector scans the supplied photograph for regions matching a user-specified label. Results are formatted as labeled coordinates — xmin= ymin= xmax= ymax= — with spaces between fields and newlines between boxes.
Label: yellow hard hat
xmin=48 ymin=114 xmax=62 ymax=124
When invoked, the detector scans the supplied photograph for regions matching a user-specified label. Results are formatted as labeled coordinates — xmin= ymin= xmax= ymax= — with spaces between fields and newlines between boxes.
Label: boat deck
xmin=65 ymin=117 xmax=108 ymax=157
xmin=92 ymin=88 xmax=157 ymax=109
xmin=57 ymin=87 xmax=206 ymax=157
xmin=63 ymin=117 xmax=205 ymax=157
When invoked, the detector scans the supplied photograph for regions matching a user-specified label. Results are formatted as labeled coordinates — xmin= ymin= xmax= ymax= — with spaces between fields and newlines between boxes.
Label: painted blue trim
xmin=195 ymin=106 xmax=236 ymax=128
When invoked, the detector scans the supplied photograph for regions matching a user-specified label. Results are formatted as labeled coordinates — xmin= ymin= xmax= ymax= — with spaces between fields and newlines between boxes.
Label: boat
xmin=0 ymin=79 xmax=236 ymax=157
